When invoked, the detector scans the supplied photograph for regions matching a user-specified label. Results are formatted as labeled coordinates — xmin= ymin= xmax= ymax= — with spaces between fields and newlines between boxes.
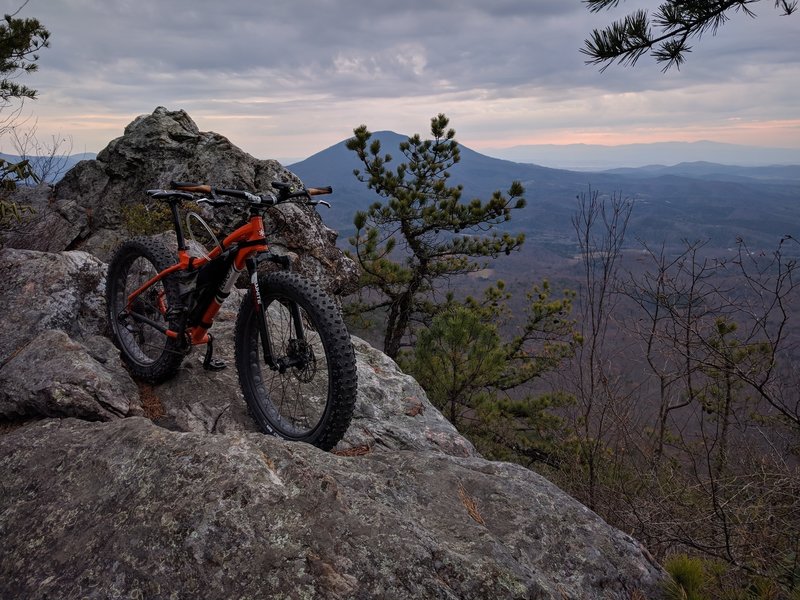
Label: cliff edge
xmin=0 ymin=108 xmax=665 ymax=599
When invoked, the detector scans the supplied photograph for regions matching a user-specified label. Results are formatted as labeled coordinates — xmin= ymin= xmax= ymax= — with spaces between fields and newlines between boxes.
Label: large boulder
xmin=1 ymin=106 xmax=358 ymax=295
xmin=0 ymin=248 xmax=141 ymax=421
xmin=0 ymin=417 xmax=665 ymax=599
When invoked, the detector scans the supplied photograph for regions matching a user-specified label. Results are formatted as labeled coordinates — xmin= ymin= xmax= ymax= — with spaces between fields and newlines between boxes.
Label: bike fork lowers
xmin=247 ymin=258 xmax=276 ymax=369
xmin=247 ymin=258 xmax=309 ymax=374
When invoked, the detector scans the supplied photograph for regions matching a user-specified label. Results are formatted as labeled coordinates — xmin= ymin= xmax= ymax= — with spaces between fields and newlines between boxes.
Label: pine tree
xmin=404 ymin=282 xmax=579 ymax=467
xmin=0 ymin=6 xmax=49 ymax=105
xmin=345 ymin=114 xmax=526 ymax=358
xmin=0 ymin=4 xmax=49 ymax=225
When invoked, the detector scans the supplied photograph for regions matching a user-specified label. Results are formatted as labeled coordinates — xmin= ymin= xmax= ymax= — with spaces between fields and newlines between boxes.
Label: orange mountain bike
xmin=105 ymin=181 xmax=357 ymax=450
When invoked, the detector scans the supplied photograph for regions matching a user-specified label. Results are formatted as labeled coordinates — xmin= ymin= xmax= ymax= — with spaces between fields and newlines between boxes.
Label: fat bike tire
xmin=106 ymin=237 xmax=185 ymax=383
xmin=234 ymin=271 xmax=357 ymax=451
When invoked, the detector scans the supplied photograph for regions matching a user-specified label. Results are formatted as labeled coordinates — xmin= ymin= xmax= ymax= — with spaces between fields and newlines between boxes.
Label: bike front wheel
xmin=234 ymin=271 xmax=357 ymax=450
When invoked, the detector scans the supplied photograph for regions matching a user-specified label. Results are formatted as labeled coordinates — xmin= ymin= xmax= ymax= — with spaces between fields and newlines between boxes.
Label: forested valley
xmin=337 ymin=117 xmax=800 ymax=599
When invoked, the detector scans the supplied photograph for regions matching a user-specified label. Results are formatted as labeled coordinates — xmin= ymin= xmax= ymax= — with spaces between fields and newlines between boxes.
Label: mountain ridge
xmin=288 ymin=131 xmax=800 ymax=254
xmin=481 ymin=140 xmax=800 ymax=170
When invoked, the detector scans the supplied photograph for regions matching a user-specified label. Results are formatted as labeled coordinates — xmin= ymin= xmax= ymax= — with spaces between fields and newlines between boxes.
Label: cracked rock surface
xmin=1 ymin=418 xmax=664 ymax=600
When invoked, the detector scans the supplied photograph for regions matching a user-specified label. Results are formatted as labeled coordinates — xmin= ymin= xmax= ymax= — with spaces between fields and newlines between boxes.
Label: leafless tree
xmin=554 ymin=189 xmax=634 ymax=510
xmin=9 ymin=119 xmax=73 ymax=184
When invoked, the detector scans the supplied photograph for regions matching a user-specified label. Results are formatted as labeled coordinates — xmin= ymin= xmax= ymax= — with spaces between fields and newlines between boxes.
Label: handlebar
xmin=146 ymin=181 xmax=333 ymax=208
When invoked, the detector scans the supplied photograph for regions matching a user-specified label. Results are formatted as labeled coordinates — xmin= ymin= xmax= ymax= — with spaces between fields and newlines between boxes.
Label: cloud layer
xmin=7 ymin=0 xmax=800 ymax=160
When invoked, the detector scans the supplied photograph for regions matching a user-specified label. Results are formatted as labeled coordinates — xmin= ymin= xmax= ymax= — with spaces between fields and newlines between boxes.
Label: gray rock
xmin=0 ymin=248 xmax=141 ymax=420
xmin=0 ymin=330 xmax=140 ymax=420
xmin=0 ymin=417 xmax=665 ymax=599
xmin=0 ymin=247 xmax=108 ymax=361
xmin=342 ymin=337 xmax=478 ymax=458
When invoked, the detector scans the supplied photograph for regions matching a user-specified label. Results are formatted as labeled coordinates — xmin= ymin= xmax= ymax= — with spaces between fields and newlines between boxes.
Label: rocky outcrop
xmin=0 ymin=248 xmax=666 ymax=599
xmin=1 ymin=106 xmax=358 ymax=295
xmin=1 ymin=417 xmax=664 ymax=599
xmin=0 ymin=248 xmax=141 ymax=421
xmin=0 ymin=109 xmax=667 ymax=598
xmin=0 ymin=246 xmax=470 ymax=458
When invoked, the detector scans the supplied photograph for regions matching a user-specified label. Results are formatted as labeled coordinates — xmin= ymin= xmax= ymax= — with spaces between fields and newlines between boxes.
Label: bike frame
xmin=125 ymin=209 xmax=268 ymax=349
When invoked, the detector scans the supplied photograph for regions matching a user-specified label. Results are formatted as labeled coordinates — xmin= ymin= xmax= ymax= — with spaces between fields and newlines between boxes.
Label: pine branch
xmin=582 ymin=0 xmax=794 ymax=71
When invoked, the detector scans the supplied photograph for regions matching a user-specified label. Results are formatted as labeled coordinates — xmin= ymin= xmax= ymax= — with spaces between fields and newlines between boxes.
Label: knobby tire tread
xmin=106 ymin=236 xmax=184 ymax=384
xmin=234 ymin=271 xmax=357 ymax=451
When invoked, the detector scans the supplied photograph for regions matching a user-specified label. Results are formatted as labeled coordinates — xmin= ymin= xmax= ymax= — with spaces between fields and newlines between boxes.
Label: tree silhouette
xmin=583 ymin=0 xmax=796 ymax=71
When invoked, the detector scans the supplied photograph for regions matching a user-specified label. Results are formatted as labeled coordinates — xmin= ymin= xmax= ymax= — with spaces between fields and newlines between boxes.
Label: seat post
xmin=168 ymin=200 xmax=187 ymax=251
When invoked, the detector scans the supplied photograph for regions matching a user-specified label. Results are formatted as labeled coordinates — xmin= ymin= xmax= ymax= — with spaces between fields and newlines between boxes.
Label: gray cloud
xmin=9 ymin=0 xmax=800 ymax=158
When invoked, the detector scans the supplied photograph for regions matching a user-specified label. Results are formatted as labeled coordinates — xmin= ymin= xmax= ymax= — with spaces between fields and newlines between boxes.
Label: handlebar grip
xmin=215 ymin=187 xmax=249 ymax=199
xmin=171 ymin=181 xmax=212 ymax=194
xmin=307 ymin=186 xmax=333 ymax=196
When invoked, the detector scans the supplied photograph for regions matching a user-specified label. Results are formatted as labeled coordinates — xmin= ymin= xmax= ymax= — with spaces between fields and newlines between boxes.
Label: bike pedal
xmin=203 ymin=357 xmax=227 ymax=371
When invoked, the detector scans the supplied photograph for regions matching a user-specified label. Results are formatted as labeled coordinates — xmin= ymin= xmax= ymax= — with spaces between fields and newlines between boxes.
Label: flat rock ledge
xmin=0 ymin=418 xmax=664 ymax=600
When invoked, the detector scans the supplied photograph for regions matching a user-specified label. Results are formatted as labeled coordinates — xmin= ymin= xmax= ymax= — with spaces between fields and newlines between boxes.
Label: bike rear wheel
xmin=234 ymin=271 xmax=357 ymax=450
xmin=106 ymin=237 xmax=185 ymax=383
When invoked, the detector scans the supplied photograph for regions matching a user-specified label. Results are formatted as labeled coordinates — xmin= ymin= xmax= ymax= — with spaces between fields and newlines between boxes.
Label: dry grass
xmin=137 ymin=382 xmax=166 ymax=420
xmin=457 ymin=482 xmax=485 ymax=526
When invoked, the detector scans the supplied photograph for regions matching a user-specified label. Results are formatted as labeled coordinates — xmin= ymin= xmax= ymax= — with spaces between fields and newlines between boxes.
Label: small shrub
xmin=120 ymin=202 xmax=174 ymax=236
xmin=663 ymin=554 xmax=707 ymax=600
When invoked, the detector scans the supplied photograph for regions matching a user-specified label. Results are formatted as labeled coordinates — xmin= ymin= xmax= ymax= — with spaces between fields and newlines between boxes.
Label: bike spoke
xmin=115 ymin=256 xmax=170 ymax=365
xmin=248 ymin=298 xmax=330 ymax=437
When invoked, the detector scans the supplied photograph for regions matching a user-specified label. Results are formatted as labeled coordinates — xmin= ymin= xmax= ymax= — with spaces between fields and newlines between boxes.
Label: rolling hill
xmin=288 ymin=132 xmax=800 ymax=258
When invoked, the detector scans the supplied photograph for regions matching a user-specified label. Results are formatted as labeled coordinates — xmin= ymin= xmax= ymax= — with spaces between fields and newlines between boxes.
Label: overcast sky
xmin=3 ymin=0 xmax=799 ymax=162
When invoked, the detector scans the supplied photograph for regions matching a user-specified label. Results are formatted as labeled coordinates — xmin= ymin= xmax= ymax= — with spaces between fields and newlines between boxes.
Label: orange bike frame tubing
xmin=125 ymin=214 xmax=269 ymax=343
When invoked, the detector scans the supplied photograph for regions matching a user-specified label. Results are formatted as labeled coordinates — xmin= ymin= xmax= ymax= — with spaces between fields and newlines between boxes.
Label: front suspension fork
xmin=247 ymin=258 xmax=308 ymax=373
xmin=247 ymin=258 xmax=275 ymax=369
